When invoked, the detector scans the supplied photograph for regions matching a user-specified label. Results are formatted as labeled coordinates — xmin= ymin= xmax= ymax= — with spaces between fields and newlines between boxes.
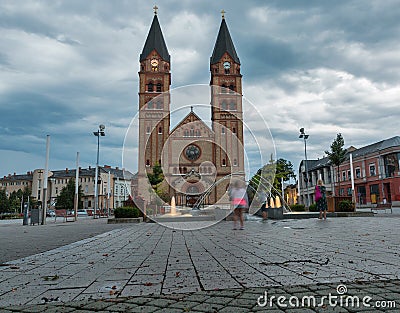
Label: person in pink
xmin=229 ymin=179 xmax=249 ymax=230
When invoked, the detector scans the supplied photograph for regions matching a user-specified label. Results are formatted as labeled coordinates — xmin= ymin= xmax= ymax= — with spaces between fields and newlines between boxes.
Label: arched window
xmin=233 ymin=159 xmax=238 ymax=166
xmin=222 ymin=159 xmax=226 ymax=166
xmin=230 ymin=102 xmax=236 ymax=110
xmin=148 ymin=82 xmax=154 ymax=92
xmin=190 ymin=127 xmax=194 ymax=137
xmin=156 ymin=83 xmax=162 ymax=92
xmin=146 ymin=159 xmax=150 ymax=167
xmin=183 ymin=167 xmax=187 ymax=174
xmin=221 ymin=84 xmax=227 ymax=93
xmin=157 ymin=101 xmax=162 ymax=109
xmin=146 ymin=126 xmax=151 ymax=134
xmin=158 ymin=127 xmax=162 ymax=134
xmin=229 ymin=85 xmax=235 ymax=93
xmin=221 ymin=101 xmax=227 ymax=110
xmin=148 ymin=101 xmax=154 ymax=109
xmin=221 ymin=127 xmax=225 ymax=135
xmin=196 ymin=130 xmax=201 ymax=137
xmin=184 ymin=130 xmax=189 ymax=137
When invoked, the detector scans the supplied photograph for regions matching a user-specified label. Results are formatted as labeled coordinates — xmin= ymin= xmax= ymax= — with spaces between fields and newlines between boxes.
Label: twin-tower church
xmin=137 ymin=10 xmax=245 ymax=208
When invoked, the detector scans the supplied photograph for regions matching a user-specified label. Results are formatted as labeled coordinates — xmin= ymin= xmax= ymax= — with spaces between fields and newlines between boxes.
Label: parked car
xmin=77 ymin=209 xmax=88 ymax=217
xmin=46 ymin=209 xmax=56 ymax=217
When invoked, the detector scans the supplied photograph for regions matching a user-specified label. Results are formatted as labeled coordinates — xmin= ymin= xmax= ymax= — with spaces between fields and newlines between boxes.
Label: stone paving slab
xmin=0 ymin=217 xmax=399 ymax=310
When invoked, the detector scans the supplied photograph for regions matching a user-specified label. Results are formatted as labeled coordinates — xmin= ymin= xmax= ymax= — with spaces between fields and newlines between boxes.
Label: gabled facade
xmin=137 ymin=11 xmax=245 ymax=208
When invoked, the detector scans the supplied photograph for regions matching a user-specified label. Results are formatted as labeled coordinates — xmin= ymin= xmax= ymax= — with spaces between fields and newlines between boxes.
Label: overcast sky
xmin=1 ymin=0 xmax=400 ymax=180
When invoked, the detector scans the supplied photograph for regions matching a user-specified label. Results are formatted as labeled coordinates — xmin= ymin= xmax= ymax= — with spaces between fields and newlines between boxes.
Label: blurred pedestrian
xmin=230 ymin=179 xmax=248 ymax=230
xmin=259 ymin=191 xmax=268 ymax=220
xmin=315 ymin=179 xmax=327 ymax=219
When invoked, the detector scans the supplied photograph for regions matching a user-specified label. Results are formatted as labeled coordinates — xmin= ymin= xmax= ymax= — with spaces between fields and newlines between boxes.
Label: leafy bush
xmin=114 ymin=206 xmax=140 ymax=218
xmin=338 ymin=200 xmax=354 ymax=212
xmin=290 ymin=204 xmax=306 ymax=211
xmin=308 ymin=204 xmax=318 ymax=212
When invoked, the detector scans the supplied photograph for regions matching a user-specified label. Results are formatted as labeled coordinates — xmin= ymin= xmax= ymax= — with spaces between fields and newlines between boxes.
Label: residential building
xmin=298 ymin=136 xmax=400 ymax=207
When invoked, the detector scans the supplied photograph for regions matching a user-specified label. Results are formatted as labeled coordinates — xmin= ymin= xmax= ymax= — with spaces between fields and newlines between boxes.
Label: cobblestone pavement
xmin=0 ymin=217 xmax=399 ymax=311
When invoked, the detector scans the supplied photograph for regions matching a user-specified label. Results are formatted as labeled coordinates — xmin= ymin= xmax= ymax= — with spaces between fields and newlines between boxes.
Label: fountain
xmin=170 ymin=196 xmax=177 ymax=215
xmin=269 ymin=197 xmax=275 ymax=208
xmin=275 ymin=195 xmax=281 ymax=208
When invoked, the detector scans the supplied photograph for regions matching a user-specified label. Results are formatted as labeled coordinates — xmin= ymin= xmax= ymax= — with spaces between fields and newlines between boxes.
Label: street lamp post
xmin=93 ymin=124 xmax=105 ymax=219
xmin=299 ymin=128 xmax=310 ymax=207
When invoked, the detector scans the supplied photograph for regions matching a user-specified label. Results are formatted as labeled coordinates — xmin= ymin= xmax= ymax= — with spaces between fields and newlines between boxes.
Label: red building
xmin=298 ymin=136 xmax=400 ymax=207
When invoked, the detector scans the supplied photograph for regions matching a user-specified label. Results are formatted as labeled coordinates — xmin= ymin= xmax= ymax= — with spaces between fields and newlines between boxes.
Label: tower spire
xmin=210 ymin=16 xmax=240 ymax=64
xmin=140 ymin=11 xmax=170 ymax=62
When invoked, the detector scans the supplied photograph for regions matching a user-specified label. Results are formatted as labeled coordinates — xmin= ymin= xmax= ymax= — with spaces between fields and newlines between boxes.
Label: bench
xmin=371 ymin=203 xmax=393 ymax=214
xmin=55 ymin=209 xmax=75 ymax=222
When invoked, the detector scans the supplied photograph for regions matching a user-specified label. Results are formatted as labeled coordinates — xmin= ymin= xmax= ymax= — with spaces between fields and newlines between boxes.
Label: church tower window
xmin=148 ymin=101 xmax=154 ymax=109
xmin=221 ymin=84 xmax=227 ymax=93
xmin=221 ymin=127 xmax=225 ymax=135
xmin=156 ymin=83 xmax=162 ymax=92
xmin=157 ymin=101 xmax=162 ymax=109
xmin=158 ymin=127 xmax=162 ymax=134
xmin=221 ymin=101 xmax=227 ymax=110
xmin=229 ymin=102 xmax=236 ymax=110
xmin=148 ymin=82 xmax=154 ymax=92
xmin=229 ymin=85 xmax=235 ymax=93
xmin=146 ymin=159 xmax=150 ymax=167
xmin=222 ymin=159 xmax=226 ymax=166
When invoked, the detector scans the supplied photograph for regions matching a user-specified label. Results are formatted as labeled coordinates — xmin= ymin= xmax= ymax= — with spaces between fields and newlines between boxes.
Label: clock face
xmin=151 ymin=59 xmax=158 ymax=67
xmin=223 ymin=61 xmax=231 ymax=69
xmin=184 ymin=145 xmax=201 ymax=161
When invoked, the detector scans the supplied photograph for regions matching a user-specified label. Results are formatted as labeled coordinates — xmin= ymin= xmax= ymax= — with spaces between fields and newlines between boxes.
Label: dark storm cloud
xmin=0 ymin=0 xmax=400 ymax=177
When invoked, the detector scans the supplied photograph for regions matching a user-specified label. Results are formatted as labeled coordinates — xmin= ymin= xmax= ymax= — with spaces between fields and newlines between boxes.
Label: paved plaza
xmin=0 ymin=216 xmax=399 ymax=312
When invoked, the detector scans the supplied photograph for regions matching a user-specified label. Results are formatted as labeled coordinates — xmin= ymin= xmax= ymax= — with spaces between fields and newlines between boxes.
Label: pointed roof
xmin=170 ymin=110 xmax=213 ymax=135
xmin=140 ymin=14 xmax=170 ymax=62
xmin=210 ymin=18 xmax=240 ymax=64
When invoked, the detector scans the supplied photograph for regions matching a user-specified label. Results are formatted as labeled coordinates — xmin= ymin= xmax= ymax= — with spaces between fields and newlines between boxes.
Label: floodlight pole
xmin=299 ymin=128 xmax=310 ymax=208
xmin=93 ymin=125 xmax=105 ymax=219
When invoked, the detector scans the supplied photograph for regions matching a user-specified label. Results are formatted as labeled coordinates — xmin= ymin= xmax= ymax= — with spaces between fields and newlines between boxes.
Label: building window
xmin=221 ymin=101 xmax=227 ymax=110
xmin=146 ymin=160 xmax=150 ymax=167
xmin=85 ymin=185 xmax=88 ymax=193
xmin=233 ymin=159 xmax=238 ymax=166
xmin=342 ymin=171 xmax=346 ymax=181
xmin=347 ymin=188 xmax=352 ymax=196
xmin=156 ymin=83 xmax=162 ymax=92
xmin=221 ymin=127 xmax=225 ymax=135
xmin=184 ymin=130 xmax=189 ymax=137
xmin=222 ymin=159 xmax=226 ymax=166
xmin=55 ymin=187 xmax=58 ymax=194
xmin=173 ymin=167 xmax=177 ymax=174
xmin=230 ymin=102 xmax=236 ymax=110
xmin=229 ymin=85 xmax=235 ymax=93
xmin=355 ymin=168 xmax=361 ymax=178
xmin=148 ymin=101 xmax=154 ymax=109
xmin=370 ymin=184 xmax=379 ymax=203
xmin=158 ymin=127 xmax=162 ymax=134
xmin=196 ymin=130 xmax=201 ymax=137
xmin=348 ymin=170 xmax=351 ymax=181
xmin=88 ymin=200 xmax=92 ymax=207
xmin=232 ymin=127 xmax=236 ymax=134
xmin=339 ymin=188 xmax=344 ymax=196
xmin=146 ymin=126 xmax=151 ymax=134
xmin=369 ymin=164 xmax=376 ymax=176
xmin=157 ymin=101 xmax=162 ymax=109
xmin=221 ymin=84 xmax=227 ymax=93
xmin=148 ymin=82 xmax=154 ymax=92
xmin=190 ymin=127 xmax=194 ymax=137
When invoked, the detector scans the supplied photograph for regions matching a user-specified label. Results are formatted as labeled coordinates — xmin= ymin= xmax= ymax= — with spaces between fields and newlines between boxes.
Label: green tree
xmin=325 ymin=133 xmax=347 ymax=195
xmin=247 ymin=157 xmax=296 ymax=204
xmin=0 ymin=188 xmax=10 ymax=213
xmin=55 ymin=179 xmax=83 ymax=210
xmin=147 ymin=163 xmax=164 ymax=194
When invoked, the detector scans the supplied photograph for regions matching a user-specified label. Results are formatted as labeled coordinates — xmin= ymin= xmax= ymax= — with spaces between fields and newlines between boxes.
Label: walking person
xmin=259 ymin=191 xmax=268 ymax=221
xmin=230 ymin=179 xmax=248 ymax=230
xmin=315 ymin=179 xmax=327 ymax=219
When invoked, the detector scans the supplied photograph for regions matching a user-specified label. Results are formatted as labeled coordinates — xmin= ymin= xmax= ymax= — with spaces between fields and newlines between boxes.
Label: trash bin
xmin=30 ymin=208 xmax=41 ymax=225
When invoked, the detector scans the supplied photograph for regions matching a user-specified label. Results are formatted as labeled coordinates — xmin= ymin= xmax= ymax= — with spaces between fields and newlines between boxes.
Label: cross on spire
xmin=153 ymin=5 xmax=158 ymax=15
xmin=221 ymin=9 xmax=226 ymax=19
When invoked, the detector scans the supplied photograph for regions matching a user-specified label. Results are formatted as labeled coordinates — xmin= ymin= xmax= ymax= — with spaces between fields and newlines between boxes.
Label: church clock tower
xmin=210 ymin=12 xmax=245 ymax=200
xmin=138 ymin=8 xmax=171 ymax=199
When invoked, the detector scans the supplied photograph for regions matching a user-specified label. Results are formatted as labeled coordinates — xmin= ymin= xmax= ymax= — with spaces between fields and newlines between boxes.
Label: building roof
xmin=140 ymin=15 xmax=170 ymax=62
xmin=210 ymin=18 xmax=240 ymax=65
xmin=50 ymin=167 xmax=136 ymax=180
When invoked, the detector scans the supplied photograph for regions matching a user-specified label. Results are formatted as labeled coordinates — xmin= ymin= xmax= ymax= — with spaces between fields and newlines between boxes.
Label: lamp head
xmin=99 ymin=124 xmax=105 ymax=131
xmin=299 ymin=127 xmax=304 ymax=134
xmin=299 ymin=134 xmax=303 ymax=138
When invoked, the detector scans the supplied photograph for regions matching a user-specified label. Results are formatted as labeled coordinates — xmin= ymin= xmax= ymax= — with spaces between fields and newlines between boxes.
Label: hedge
xmin=114 ymin=206 xmax=140 ymax=218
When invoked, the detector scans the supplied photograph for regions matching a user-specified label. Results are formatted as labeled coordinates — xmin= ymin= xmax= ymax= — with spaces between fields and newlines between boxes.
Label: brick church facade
xmin=137 ymin=11 xmax=245 ymax=208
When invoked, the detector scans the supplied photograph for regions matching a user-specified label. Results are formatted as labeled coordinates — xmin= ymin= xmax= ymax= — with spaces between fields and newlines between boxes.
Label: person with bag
xmin=315 ymin=179 xmax=327 ymax=219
